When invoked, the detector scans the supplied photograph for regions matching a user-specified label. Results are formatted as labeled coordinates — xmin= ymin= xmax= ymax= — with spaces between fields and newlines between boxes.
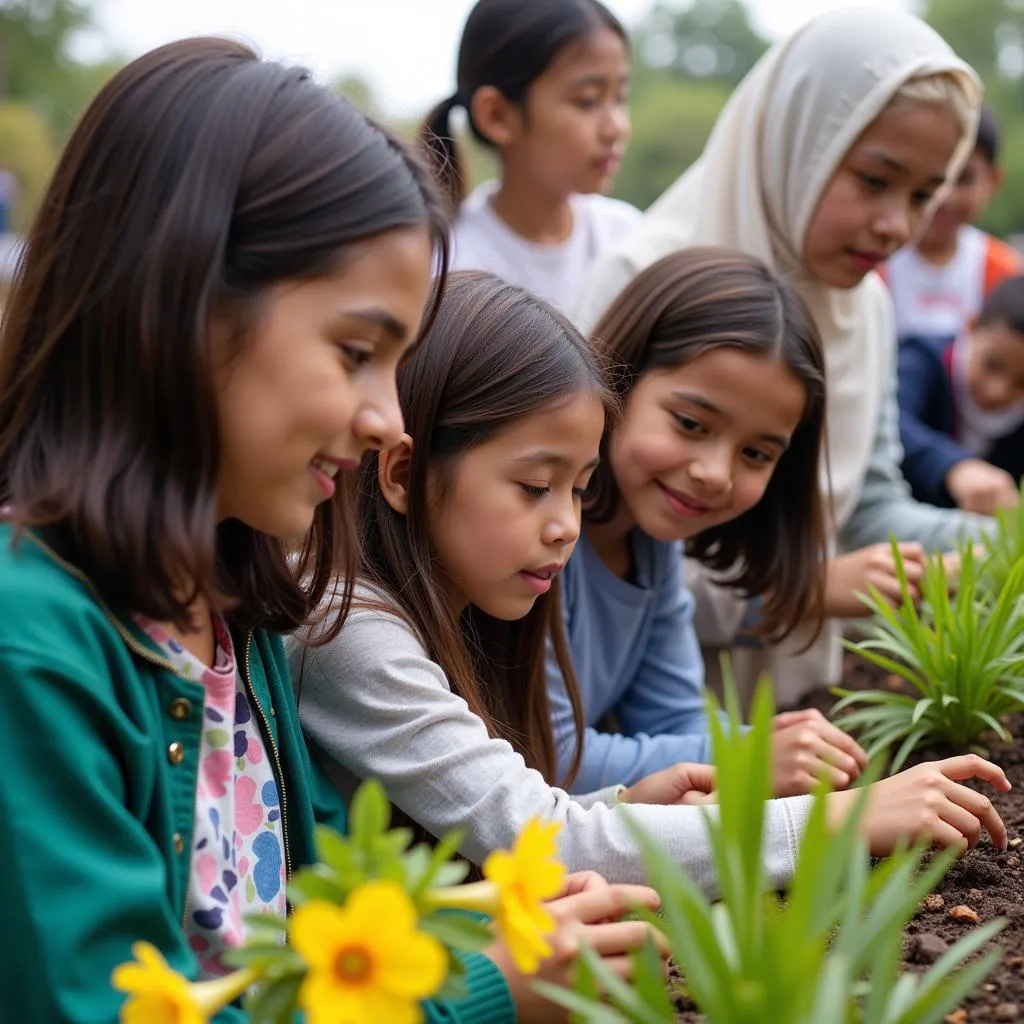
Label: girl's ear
xmin=378 ymin=433 xmax=414 ymax=515
xmin=469 ymin=85 xmax=520 ymax=148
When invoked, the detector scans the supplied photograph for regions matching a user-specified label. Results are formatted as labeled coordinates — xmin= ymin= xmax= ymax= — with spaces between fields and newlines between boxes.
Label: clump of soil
xmin=671 ymin=654 xmax=1024 ymax=1023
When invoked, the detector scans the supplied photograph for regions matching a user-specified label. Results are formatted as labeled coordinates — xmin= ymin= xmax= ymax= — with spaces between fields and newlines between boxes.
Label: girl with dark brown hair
xmin=295 ymin=267 xmax=1008 ymax=898
xmin=0 ymin=38 xmax=653 ymax=1024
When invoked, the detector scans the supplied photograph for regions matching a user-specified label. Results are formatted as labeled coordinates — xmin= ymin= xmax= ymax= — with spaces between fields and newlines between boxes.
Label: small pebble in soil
xmin=969 ymin=888 xmax=985 ymax=902
xmin=1009 ymin=837 xmax=1022 ymax=848
xmin=944 ymin=1011 xmax=968 ymax=1024
xmin=1006 ymin=855 xmax=1021 ymax=869
xmin=1007 ymin=956 xmax=1024 ymax=970
xmin=993 ymin=1003 xmax=1019 ymax=1022
xmin=921 ymin=893 xmax=946 ymax=912
xmin=949 ymin=905 xmax=982 ymax=924
xmin=907 ymin=931 xmax=949 ymax=964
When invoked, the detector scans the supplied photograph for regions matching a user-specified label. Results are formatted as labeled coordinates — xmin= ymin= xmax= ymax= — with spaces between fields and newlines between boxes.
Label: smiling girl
xmin=574 ymin=7 xmax=990 ymax=707
xmin=295 ymin=269 xmax=1008 ymax=905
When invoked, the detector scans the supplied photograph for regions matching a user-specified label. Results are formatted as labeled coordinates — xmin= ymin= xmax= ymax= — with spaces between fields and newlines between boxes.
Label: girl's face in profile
xmin=424 ymin=390 xmax=604 ymax=619
xmin=215 ymin=226 xmax=433 ymax=541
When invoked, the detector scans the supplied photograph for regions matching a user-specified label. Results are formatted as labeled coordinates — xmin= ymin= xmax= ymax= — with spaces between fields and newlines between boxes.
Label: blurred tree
xmin=632 ymin=0 xmax=767 ymax=88
xmin=0 ymin=100 xmax=55 ymax=229
xmin=918 ymin=0 xmax=1024 ymax=238
xmin=918 ymin=0 xmax=1024 ymax=87
xmin=0 ymin=0 xmax=104 ymax=133
xmin=612 ymin=77 xmax=728 ymax=209
xmin=333 ymin=73 xmax=378 ymax=115
xmin=609 ymin=0 xmax=765 ymax=210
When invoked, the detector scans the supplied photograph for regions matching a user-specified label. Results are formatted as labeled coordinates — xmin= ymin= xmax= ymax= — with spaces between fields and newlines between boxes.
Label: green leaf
xmin=419 ymin=911 xmax=494 ymax=951
xmin=244 ymin=970 xmax=305 ymax=1024
xmin=347 ymin=778 xmax=391 ymax=844
xmin=287 ymin=866 xmax=352 ymax=907
xmin=222 ymin=943 xmax=302 ymax=972
xmin=573 ymin=944 xmax=670 ymax=1024
xmin=311 ymin=826 xmax=358 ymax=882
xmin=531 ymin=980 xmax=628 ymax=1024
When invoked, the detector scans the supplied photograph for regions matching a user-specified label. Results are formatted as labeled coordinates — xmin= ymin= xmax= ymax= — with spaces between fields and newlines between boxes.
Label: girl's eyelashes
xmin=520 ymin=482 xmax=592 ymax=500
xmin=672 ymin=412 xmax=706 ymax=435
xmin=520 ymin=482 xmax=550 ymax=499
xmin=857 ymin=172 xmax=887 ymax=193
xmin=338 ymin=342 xmax=374 ymax=369
xmin=743 ymin=446 xmax=775 ymax=465
xmin=856 ymin=171 xmax=935 ymax=208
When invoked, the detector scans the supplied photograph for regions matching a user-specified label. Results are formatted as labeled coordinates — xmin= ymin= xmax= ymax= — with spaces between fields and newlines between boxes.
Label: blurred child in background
xmin=420 ymin=0 xmax=638 ymax=313
xmin=899 ymin=273 xmax=1024 ymax=514
xmin=885 ymin=105 xmax=1021 ymax=343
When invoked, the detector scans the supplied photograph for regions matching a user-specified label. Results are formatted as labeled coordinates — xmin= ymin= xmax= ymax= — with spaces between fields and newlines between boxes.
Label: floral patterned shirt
xmin=134 ymin=613 xmax=287 ymax=977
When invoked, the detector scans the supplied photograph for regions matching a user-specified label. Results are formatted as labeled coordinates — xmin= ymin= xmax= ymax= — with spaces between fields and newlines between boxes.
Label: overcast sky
xmin=83 ymin=0 xmax=911 ymax=116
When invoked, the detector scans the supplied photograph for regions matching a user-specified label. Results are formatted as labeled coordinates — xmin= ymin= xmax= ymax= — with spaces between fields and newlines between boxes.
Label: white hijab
xmin=576 ymin=7 xmax=981 ymax=530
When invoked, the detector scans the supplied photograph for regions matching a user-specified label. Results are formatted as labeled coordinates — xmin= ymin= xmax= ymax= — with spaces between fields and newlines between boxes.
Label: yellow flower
xmin=112 ymin=943 xmax=256 ymax=1024
xmin=290 ymin=883 xmax=448 ymax=1024
xmin=483 ymin=818 xmax=566 ymax=974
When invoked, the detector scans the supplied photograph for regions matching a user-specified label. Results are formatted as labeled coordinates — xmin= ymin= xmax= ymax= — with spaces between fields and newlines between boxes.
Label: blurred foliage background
xmin=3 ymin=0 xmax=1024 ymax=237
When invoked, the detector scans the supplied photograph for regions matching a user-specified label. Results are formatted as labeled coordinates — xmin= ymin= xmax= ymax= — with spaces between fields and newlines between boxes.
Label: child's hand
xmin=823 ymin=542 xmax=926 ymax=617
xmin=483 ymin=884 xmax=666 ymax=1022
xmin=945 ymin=458 xmax=1020 ymax=517
xmin=827 ymin=754 xmax=1010 ymax=855
xmin=770 ymin=708 xmax=869 ymax=795
xmin=619 ymin=762 xmax=717 ymax=806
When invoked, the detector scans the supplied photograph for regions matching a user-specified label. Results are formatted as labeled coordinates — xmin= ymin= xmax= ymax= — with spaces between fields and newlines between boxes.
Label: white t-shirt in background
xmin=885 ymin=225 xmax=1023 ymax=341
xmin=450 ymin=180 xmax=642 ymax=314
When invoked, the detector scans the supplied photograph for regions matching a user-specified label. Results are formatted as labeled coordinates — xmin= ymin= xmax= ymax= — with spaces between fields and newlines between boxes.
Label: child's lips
xmin=848 ymin=250 xmax=887 ymax=272
xmin=657 ymin=481 xmax=713 ymax=518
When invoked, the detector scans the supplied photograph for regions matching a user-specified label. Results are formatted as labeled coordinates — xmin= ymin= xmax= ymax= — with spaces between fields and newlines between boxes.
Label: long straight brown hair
xmin=358 ymin=271 xmax=616 ymax=789
xmin=0 ymin=38 xmax=448 ymax=638
xmin=586 ymin=247 xmax=829 ymax=641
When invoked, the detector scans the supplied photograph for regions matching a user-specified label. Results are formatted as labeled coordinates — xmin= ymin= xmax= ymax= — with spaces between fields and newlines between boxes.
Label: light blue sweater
xmin=548 ymin=530 xmax=728 ymax=793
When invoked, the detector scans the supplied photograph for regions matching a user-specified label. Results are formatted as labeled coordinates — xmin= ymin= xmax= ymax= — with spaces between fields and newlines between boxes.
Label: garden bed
xmin=672 ymin=654 xmax=1024 ymax=1023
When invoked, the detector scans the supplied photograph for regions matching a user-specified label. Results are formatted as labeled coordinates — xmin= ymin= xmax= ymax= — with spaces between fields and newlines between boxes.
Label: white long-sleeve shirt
xmin=288 ymin=596 xmax=812 ymax=895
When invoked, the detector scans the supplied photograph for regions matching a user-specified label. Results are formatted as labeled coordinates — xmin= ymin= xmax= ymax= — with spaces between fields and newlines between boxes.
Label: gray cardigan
xmin=289 ymin=598 xmax=812 ymax=895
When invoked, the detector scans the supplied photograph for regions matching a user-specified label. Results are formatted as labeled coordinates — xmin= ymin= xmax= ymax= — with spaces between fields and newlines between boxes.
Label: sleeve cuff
xmin=441 ymin=951 xmax=516 ymax=1024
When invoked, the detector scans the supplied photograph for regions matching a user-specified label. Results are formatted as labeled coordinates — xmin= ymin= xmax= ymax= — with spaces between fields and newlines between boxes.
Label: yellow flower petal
xmin=373 ymin=930 xmax=448 ymax=998
xmin=294 ymin=885 xmax=447 ymax=1024
xmin=480 ymin=818 xmax=566 ymax=974
xmin=516 ymin=819 xmax=560 ymax=863
xmin=302 ymin=974 xmax=378 ymax=1024
xmin=345 ymin=880 xmax=420 ymax=935
xmin=113 ymin=942 xmax=215 ymax=1024
xmin=357 ymin=984 xmax=427 ymax=1024
xmin=500 ymin=896 xmax=554 ymax=974
xmin=289 ymin=900 xmax=351 ymax=970
xmin=482 ymin=849 xmax=516 ymax=888
xmin=522 ymin=859 xmax=566 ymax=903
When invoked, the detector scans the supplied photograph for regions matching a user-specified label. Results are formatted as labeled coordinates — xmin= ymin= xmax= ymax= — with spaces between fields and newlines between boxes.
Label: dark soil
xmin=671 ymin=654 xmax=1024 ymax=1023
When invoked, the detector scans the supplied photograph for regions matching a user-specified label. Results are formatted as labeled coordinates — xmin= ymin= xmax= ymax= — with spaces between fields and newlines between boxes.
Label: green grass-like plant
xmin=979 ymin=480 xmax=1024 ymax=603
xmin=535 ymin=671 xmax=1004 ymax=1024
xmin=833 ymin=539 xmax=1024 ymax=770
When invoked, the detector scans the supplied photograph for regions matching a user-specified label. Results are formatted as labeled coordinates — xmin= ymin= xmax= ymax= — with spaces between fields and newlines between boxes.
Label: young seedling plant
xmin=833 ymin=538 xmax=1024 ymax=770
xmin=536 ymin=671 xmax=1004 ymax=1024
xmin=978 ymin=479 xmax=1024 ymax=604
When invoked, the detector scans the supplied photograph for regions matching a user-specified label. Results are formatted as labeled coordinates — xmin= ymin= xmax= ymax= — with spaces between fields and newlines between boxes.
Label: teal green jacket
xmin=0 ymin=526 xmax=513 ymax=1024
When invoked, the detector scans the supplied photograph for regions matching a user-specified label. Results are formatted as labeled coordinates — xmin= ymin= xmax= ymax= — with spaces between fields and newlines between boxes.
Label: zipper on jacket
xmin=241 ymin=632 xmax=293 ymax=881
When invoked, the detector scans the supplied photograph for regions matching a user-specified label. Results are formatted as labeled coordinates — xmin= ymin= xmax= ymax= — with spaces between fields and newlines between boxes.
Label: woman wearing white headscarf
xmin=572 ymin=7 xmax=988 ymax=707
